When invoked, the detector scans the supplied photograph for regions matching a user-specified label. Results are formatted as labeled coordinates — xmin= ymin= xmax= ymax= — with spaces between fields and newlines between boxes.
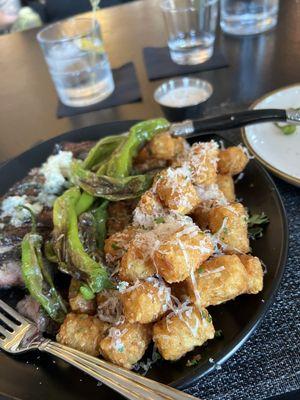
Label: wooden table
xmin=0 ymin=0 xmax=300 ymax=163
xmin=0 ymin=1 xmax=299 ymax=400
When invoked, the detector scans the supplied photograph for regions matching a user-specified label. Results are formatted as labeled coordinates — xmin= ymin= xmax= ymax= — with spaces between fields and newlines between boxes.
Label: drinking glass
xmin=160 ymin=0 xmax=219 ymax=65
xmin=220 ymin=0 xmax=279 ymax=36
xmin=37 ymin=18 xmax=115 ymax=107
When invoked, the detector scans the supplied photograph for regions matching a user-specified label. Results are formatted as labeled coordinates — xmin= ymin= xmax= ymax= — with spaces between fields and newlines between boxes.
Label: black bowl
xmin=154 ymin=77 xmax=213 ymax=122
xmin=0 ymin=120 xmax=288 ymax=400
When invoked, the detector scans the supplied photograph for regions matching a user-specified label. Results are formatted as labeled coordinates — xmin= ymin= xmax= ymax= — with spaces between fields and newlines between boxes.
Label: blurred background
xmin=0 ymin=0 xmax=134 ymax=33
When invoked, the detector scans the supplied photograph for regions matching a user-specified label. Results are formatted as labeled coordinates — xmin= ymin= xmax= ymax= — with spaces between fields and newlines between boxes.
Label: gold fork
xmin=0 ymin=299 xmax=198 ymax=400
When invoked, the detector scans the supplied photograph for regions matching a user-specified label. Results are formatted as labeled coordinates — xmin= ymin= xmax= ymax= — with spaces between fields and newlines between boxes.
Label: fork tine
xmin=0 ymin=312 xmax=18 ymax=330
xmin=0 ymin=300 xmax=26 ymax=323
xmin=0 ymin=325 xmax=9 ymax=338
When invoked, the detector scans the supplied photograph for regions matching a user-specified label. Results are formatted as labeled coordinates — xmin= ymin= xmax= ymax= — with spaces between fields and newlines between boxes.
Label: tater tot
xmin=121 ymin=278 xmax=171 ymax=324
xmin=217 ymin=174 xmax=235 ymax=202
xmin=57 ymin=313 xmax=109 ymax=356
xmin=153 ymin=226 xmax=213 ymax=283
xmin=218 ymin=146 xmax=249 ymax=175
xmin=133 ymin=189 xmax=166 ymax=229
xmin=171 ymin=281 xmax=190 ymax=303
xmin=184 ymin=255 xmax=249 ymax=307
xmin=134 ymin=145 xmax=152 ymax=165
xmin=69 ymin=279 xmax=96 ymax=315
xmin=171 ymin=137 xmax=190 ymax=167
xmin=238 ymin=254 xmax=264 ymax=294
xmin=119 ymin=234 xmax=156 ymax=282
xmin=134 ymin=155 xmax=167 ymax=174
xmin=188 ymin=141 xmax=219 ymax=186
xmin=134 ymin=143 xmax=168 ymax=173
xmin=153 ymin=305 xmax=214 ymax=360
xmin=100 ymin=322 xmax=152 ymax=369
xmin=149 ymin=131 xmax=175 ymax=160
xmin=208 ymin=203 xmax=250 ymax=253
xmin=104 ymin=226 xmax=139 ymax=265
xmin=192 ymin=204 xmax=211 ymax=230
xmin=155 ymin=168 xmax=200 ymax=214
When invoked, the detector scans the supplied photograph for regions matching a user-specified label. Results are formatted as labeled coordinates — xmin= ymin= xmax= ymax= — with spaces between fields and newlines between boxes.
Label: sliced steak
xmin=58 ymin=141 xmax=95 ymax=160
xmin=0 ymin=141 xmax=94 ymax=289
xmin=16 ymin=295 xmax=59 ymax=334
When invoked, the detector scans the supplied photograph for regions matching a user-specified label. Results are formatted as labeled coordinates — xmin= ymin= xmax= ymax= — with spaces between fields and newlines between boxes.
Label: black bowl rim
xmin=0 ymin=120 xmax=289 ymax=393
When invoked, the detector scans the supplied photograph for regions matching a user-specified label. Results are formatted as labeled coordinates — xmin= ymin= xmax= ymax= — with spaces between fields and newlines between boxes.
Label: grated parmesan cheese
xmin=108 ymin=326 xmax=128 ymax=352
xmin=238 ymin=144 xmax=255 ymax=160
xmin=195 ymin=184 xmax=228 ymax=206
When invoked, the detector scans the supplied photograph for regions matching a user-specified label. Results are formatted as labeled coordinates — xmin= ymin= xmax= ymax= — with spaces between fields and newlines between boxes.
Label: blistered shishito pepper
xmin=75 ymin=119 xmax=169 ymax=215
xmin=82 ymin=134 xmax=125 ymax=170
xmin=71 ymin=161 xmax=153 ymax=200
xmin=20 ymin=207 xmax=66 ymax=323
xmin=75 ymin=158 xmax=112 ymax=215
xmin=93 ymin=200 xmax=109 ymax=251
xmin=106 ymin=118 xmax=170 ymax=178
xmin=76 ymin=135 xmax=126 ymax=215
xmin=66 ymin=196 xmax=111 ymax=294
xmin=52 ymin=188 xmax=111 ymax=296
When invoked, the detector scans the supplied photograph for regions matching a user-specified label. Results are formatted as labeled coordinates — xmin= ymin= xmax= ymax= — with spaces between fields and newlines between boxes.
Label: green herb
xmin=80 ymin=285 xmax=95 ymax=300
xmin=118 ymin=345 xmax=125 ymax=353
xmin=248 ymin=212 xmax=269 ymax=240
xmin=186 ymin=354 xmax=202 ymax=367
xmin=111 ymin=242 xmax=122 ymax=250
xmin=248 ymin=212 xmax=269 ymax=226
xmin=154 ymin=217 xmax=165 ymax=224
xmin=198 ymin=266 xmax=205 ymax=274
xmin=206 ymin=314 xmax=212 ymax=323
xmin=248 ymin=226 xmax=264 ymax=239
xmin=214 ymin=329 xmax=223 ymax=339
xmin=274 ymin=108 xmax=299 ymax=135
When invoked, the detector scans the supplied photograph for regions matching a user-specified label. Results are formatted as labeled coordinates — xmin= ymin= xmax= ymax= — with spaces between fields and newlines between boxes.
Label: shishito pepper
xmin=53 ymin=187 xmax=111 ymax=296
xmin=20 ymin=207 xmax=66 ymax=323
xmin=75 ymin=118 xmax=170 ymax=215
xmin=71 ymin=161 xmax=153 ymax=200
xmin=82 ymin=134 xmax=126 ymax=170
xmin=76 ymin=135 xmax=126 ymax=215
xmin=92 ymin=199 xmax=109 ymax=251
xmin=106 ymin=118 xmax=170 ymax=178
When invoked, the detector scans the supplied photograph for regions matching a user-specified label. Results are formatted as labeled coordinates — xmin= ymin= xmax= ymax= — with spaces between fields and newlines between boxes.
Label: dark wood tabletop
xmin=0 ymin=0 xmax=299 ymax=163
xmin=0 ymin=2 xmax=299 ymax=400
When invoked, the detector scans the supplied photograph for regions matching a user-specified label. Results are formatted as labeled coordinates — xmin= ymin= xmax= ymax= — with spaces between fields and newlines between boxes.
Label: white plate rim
xmin=242 ymin=83 xmax=300 ymax=187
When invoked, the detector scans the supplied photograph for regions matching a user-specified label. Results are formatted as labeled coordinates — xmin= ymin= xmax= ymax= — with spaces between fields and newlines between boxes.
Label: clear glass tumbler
xmin=160 ymin=0 xmax=219 ymax=66
xmin=220 ymin=0 xmax=279 ymax=36
xmin=37 ymin=18 xmax=115 ymax=107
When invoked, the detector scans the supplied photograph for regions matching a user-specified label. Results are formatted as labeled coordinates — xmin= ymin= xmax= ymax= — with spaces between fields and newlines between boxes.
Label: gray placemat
xmin=183 ymin=103 xmax=300 ymax=400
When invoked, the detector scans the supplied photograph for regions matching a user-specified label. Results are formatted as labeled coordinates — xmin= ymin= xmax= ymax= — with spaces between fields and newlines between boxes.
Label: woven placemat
xmin=183 ymin=103 xmax=300 ymax=400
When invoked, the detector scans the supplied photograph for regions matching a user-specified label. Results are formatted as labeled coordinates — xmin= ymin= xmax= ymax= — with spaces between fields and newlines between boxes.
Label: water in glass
xmin=220 ymin=0 xmax=279 ymax=36
xmin=161 ymin=0 xmax=219 ymax=65
xmin=37 ymin=18 xmax=114 ymax=107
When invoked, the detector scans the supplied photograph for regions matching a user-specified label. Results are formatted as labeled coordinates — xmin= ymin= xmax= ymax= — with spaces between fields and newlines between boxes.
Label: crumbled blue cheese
xmin=0 ymin=195 xmax=43 ymax=227
xmin=36 ymin=191 xmax=58 ymax=208
xmin=40 ymin=151 xmax=73 ymax=195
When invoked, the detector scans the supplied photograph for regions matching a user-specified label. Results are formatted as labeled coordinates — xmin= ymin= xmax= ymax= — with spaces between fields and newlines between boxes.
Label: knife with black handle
xmin=170 ymin=108 xmax=300 ymax=138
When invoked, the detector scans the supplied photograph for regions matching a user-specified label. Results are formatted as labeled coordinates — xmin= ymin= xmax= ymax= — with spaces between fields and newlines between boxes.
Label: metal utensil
xmin=170 ymin=108 xmax=300 ymax=138
xmin=0 ymin=300 xmax=197 ymax=400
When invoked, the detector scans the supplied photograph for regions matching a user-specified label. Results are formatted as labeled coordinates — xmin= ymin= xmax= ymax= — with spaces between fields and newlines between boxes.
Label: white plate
xmin=243 ymin=84 xmax=300 ymax=187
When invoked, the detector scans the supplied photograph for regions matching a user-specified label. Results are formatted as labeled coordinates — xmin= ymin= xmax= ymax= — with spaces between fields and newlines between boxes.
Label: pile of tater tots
xmin=57 ymin=132 xmax=264 ymax=369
